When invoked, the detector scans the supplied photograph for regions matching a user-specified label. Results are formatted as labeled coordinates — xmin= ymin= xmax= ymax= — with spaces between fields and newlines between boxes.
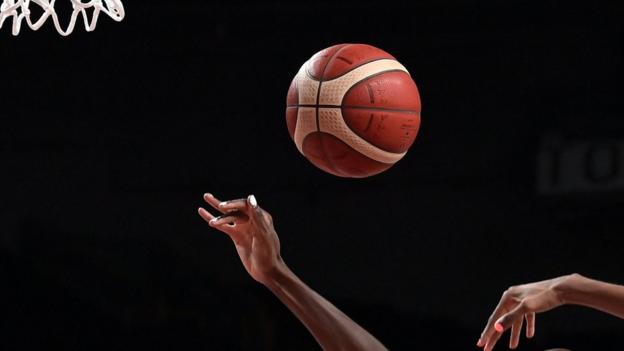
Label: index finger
xmin=218 ymin=198 xmax=249 ymax=213
xmin=479 ymin=293 xmax=511 ymax=346
xmin=203 ymin=193 xmax=227 ymax=213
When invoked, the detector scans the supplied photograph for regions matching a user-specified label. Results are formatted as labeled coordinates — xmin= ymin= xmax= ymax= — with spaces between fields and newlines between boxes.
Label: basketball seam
xmin=304 ymin=57 xmax=400 ymax=83
xmin=339 ymin=109 xmax=421 ymax=154
xmin=314 ymin=44 xmax=353 ymax=177
xmin=334 ymin=69 xmax=420 ymax=155
xmin=287 ymin=105 xmax=420 ymax=115
xmin=323 ymin=57 xmax=400 ymax=81
xmin=318 ymin=108 xmax=410 ymax=161
xmin=306 ymin=134 xmax=394 ymax=177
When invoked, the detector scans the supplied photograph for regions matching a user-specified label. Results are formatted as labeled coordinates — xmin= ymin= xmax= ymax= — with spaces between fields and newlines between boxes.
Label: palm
xmin=235 ymin=236 xmax=263 ymax=282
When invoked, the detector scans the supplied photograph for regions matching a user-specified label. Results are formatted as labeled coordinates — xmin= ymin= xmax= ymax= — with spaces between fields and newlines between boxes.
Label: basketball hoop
xmin=0 ymin=0 xmax=124 ymax=36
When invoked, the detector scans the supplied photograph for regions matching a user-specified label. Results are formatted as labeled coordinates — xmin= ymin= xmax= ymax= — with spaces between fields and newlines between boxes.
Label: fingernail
xmin=204 ymin=193 xmax=212 ymax=198
xmin=476 ymin=338 xmax=483 ymax=347
xmin=209 ymin=218 xmax=217 ymax=225
xmin=218 ymin=201 xmax=227 ymax=208
xmin=249 ymin=195 xmax=258 ymax=208
xmin=495 ymin=323 xmax=504 ymax=333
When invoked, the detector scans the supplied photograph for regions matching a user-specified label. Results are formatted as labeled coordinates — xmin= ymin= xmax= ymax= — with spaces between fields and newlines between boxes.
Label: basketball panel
xmin=306 ymin=44 xmax=349 ymax=80
xmin=301 ymin=132 xmax=345 ymax=177
xmin=318 ymin=108 xmax=406 ymax=164
xmin=341 ymin=108 xmax=421 ymax=153
xmin=343 ymin=70 xmax=421 ymax=111
xmin=293 ymin=107 xmax=317 ymax=154
xmin=302 ymin=132 xmax=394 ymax=178
xmin=322 ymin=44 xmax=396 ymax=81
xmin=319 ymin=60 xmax=408 ymax=106
xmin=286 ymin=77 xmax=299 ymax=106
xmin=285 ymin=107 xmax=298 ymax=140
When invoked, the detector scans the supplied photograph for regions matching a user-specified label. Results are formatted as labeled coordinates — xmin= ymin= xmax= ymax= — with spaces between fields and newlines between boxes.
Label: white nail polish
xmin=218 ymin=202 xmax=227 ymax=208
xmin=249 ymin=195 xmax=258 ymax=208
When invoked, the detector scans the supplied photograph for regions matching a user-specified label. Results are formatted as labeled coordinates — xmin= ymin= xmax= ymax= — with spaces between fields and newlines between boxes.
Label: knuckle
xmin=518 ymin=301 xmax=530 ymax=313
xmin=504 ymin=286 xmax=518 ymax=296
xmin=261 ymin=210 xmax=273 ymax=223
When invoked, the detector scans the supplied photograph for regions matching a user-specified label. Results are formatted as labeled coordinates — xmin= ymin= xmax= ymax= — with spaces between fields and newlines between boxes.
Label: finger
xmin=484 ymin=330 xmax=503 ymax=351
xmin=198 ymin=207 xmax=216 ymax=223
xmin=496 ymin=301 xmax=529 ymax=333
xmin=246 ymin=195 xmax=272 ymax=236
xmin=218 ymin=198 xmax=249 ymax=213
xmin=199 ymin=208 xmax=239 ymax=231
xmin=477 ymin=338 xmax=485 ymax=348
xmin=199 ymin=207 xmax=239 ymax=238
xmin=203 ymin=193 xmax=227 ymax=213
xmin=526 ymin=312 xmax=535 ymax=338
xmin=244 ymin=194 xmax=265 ymax=224
xmin=509 ymin=318 xmax=523 ymax=349
xmin=209 ymin=213 xmax=246 ymax=226
xmin=480 ymin=292 xmax=513 ymax=346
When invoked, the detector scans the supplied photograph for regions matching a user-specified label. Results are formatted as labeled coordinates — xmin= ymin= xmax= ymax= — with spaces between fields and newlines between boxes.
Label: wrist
xmin=262 ymin=259 xmax=292 ymax=290
xmin=552 ymin=273 xmax=586 ymax=305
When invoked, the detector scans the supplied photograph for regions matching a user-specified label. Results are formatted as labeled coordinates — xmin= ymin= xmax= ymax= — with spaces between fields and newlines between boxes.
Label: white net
xmin=0 ymin=0 xmax=124 ymax=36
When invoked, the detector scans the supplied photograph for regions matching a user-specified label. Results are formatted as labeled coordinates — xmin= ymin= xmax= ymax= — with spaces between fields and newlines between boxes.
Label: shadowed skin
xmin=198 ymin=193 xmax=388 ymax=351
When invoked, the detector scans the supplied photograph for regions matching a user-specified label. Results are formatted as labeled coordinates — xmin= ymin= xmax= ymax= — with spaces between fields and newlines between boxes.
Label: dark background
xmin=1 ymin=0 xmax=623 ymax=350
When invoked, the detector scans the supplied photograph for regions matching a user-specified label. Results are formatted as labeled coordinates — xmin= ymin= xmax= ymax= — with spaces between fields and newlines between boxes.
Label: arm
xmin=266 ymin=260 xmax=387 ymax=351
xmin=198 ymin=193 xmax=387 ymax=351
xmin=558 ymin=274 xmax=624 ymax=318
xmin=478 ymin=274 xmax=624 ymax=351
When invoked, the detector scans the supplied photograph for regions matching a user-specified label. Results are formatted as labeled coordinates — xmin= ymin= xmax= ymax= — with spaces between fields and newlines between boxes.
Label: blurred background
xmin=1 ymin=0 xmax=623 ymax=349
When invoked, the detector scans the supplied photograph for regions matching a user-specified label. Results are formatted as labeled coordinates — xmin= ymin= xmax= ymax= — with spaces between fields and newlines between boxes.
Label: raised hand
xmin=197 ymin=192 xmax=388 ymax=351
xmin=198 ymin=193 xmax=283 ymax=286
xmin=477 ymin=276 xmax=570 ymax=350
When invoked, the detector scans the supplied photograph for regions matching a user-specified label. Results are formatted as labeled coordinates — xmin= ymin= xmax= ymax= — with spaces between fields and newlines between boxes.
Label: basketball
xmin=285 ymin=43 xmax=421 ymax=178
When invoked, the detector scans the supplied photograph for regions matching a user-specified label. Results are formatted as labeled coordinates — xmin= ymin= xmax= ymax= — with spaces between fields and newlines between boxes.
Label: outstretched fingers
xmin=484 ymin=330 xmax=502 ymax=351
xmin=218 ymin=197 xmax=249 ymax=214
xmin=483 ymin=298 xmax=535 ymax=350
xmin=209 ymin=213 xmax=243 ymax=226
xmin=198 ymin=207 xmax=217 ymax=223
xmin=496 ymin=301 xmax=530 ymax=332
xmin=479 ymin=293 xmax=511 ymax=347
xmin=204 ymin=193 xmax=245 ymax=213
xmin=509 ymin=318 xmax=523 ymax=349
xmin=199 ymin=194 xmax=251 ymax=243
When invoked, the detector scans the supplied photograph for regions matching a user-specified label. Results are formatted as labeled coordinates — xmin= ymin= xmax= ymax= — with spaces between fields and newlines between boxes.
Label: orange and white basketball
xmin=285 ymin=44 xmax=422 ymax=178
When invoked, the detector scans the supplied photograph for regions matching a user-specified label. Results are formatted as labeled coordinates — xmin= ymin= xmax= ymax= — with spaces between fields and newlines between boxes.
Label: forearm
xmin=556 ymin=274 xmax=624 ymax=319
xmin=264 ymin=263 xmax=387 ymax=351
